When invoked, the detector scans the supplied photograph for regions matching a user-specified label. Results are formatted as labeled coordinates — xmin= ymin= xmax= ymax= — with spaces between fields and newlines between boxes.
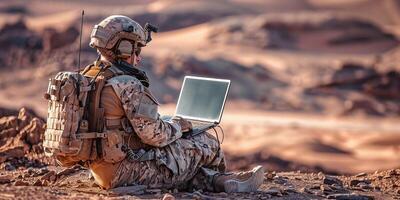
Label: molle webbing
xmin=81 ymin=61 xmax=122 ymax=159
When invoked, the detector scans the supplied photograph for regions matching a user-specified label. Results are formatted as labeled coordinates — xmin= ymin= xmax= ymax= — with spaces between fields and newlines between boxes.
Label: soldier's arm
xmin=108 ymin=75 xmax=182 ymax=147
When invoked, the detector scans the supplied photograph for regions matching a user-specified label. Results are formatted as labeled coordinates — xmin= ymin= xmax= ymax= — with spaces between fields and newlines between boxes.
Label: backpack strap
xmin=81 ymin=60 xmax=126 ymax=160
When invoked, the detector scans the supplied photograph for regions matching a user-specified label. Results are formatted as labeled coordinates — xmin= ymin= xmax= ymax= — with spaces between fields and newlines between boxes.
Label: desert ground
xmin=1 ymin=0 xmax=400 ymax=199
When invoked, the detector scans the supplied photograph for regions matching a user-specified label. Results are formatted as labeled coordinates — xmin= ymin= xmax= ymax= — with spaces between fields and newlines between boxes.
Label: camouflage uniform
xmin=88 ymin=73 xmax=226 ymax=190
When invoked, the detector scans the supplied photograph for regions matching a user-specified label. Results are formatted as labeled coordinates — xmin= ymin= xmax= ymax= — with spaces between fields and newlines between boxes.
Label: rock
xmin=21 ymin=117 xmax=45 ymax=145
xmin=162 ymin=193 xmax=175 ymax=200
xmin=317 ymin=172 xmax=325 ymax=179
xmin=350 ymin=179 xmax=371 ymax=187
xmin=327 ymin=193 xmax=374 ymax=200
xmin=0 ymin=175 xmax=11 ymax=184
xmin=41 ymin=170 xmax=56 ymax=181
xmin=33 ymin=179 xmax=42 ymax=186
xmin=383 ymin=175 xmax=391 ymax=179
xmin=323 ymin=175 xmax=343 ymax=186
xmin=57 ymin=167 xmax=76 ymax=177
xmin=355 ymin=172 xmax=367 ymax=177
xmin=266 ymin=172 xmax=275 ymax=180
xmin=273 ymin=176 xmax=287 ymax=185
xmin=309 ymin=184 xmax=321 ymax=190
xmin=4 ymin=163 xmax=16 ymax=171
xmin=358 ymin=183 xmax=372 ymax=190
xmin=283 ymin=187 xmax=297 ymax=193
xmin=320 ymin=184 xmax=333 ymax=192
xmin=389 ymin=169 xmax=397 ymax=176
xmin=42 ymin=180 xmax=49 ymax=186
xmin=14 ymin=180 xmax=29 ymax=186
xmin=49 ymin=175 xmax=57 ymax=182
xmin=300 ymin=187 xmax=312 ymax=194
xmin=42 ymin=27 xmax=79 ymax=52
xmin=265 ymin=188 xmax=281 ymax=196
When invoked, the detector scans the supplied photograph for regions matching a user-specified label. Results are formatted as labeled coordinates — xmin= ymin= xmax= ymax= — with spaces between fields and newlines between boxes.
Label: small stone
xmin=383 ymin=175 xmax=391 ymax=179
xmin=14 ymin=180 xmax=29 ymax=186
xmin=57 ymin=167 xmax=76 ymax=177
xmin=323 ymin=176 xmax=342 ymax=186
xmin=38 ymin=168 xmax=49 ymax=176
xmin=162 ymin=193 xmax=175 ymax=200
xmin=42 ymin=180 xmax=49 ymax=186
xmin=173 ymin=188 xmax=179 ymax=194
xmin=355 ymin=172 xmax=367 ymax=178
xmin=350 ymin=179 xmax=371 ymax=187
xmin=273 ymin=176 xmax=287 ymax=185
xmin=33 ymin=179 xmax=42 ymax=186
xmin=266 ymin=172 xmax=275 ymax=180
xmin=317 ymin=172 xmax=325 ymax=179
xmin=320 ymin=185 xmax=333 ymax=192
xmin=5 ymin=163 xmax=16 ymax=171
xmin=41 ymin=170 xmax=56 ymax=181
xmin=313 ymin=190 xmax=324 ymax=196
xmin=284 ymin=187 xmax=297 ymax=193
xmin=358 ymin=183 xmax=372 ymax=190
xmin=310 ymin=184 xmax=320 ymax=190
xmin=49 ymin=175 xmax=57 ymax=182
xmin=265 ymin=188 xmax=281 ymax=196
xmin=0 ymin=175 xmax=11 ymax=184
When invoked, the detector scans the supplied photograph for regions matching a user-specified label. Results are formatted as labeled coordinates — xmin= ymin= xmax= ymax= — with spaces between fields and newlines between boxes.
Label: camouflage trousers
xmin=109 ymin=131 xmax=226 ymax=191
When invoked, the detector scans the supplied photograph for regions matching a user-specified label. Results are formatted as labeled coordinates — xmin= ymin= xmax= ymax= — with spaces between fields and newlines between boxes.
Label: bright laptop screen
xmin=175 ymin=76 xmax=230 ymax=123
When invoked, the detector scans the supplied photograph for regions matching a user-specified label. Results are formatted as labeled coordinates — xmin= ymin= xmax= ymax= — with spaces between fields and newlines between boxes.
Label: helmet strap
xmin=131 ymin=41 xmax=138 ymax=66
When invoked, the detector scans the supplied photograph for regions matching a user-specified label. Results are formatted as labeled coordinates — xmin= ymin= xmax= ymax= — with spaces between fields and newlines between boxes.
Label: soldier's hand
xmin=172 ymin=116 xmax=192 ymax=132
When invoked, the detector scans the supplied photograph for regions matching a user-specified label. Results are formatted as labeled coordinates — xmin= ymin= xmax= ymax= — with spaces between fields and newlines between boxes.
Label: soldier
xmin=55 ymin=15 xmax=264 ymax=193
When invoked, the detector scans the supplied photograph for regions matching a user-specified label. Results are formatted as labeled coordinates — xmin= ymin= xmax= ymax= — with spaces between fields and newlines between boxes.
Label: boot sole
xmin=223 ymin=165 xmax=265 ymax=193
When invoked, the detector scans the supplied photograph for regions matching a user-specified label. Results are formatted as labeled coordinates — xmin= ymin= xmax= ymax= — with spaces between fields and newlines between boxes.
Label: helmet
xmin=90 ymin=15 xmax=150 ymax=50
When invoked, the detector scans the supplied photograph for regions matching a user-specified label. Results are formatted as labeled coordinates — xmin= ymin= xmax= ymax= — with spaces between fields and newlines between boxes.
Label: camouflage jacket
xmin=106 ymin=74 xmax=183 ymax=147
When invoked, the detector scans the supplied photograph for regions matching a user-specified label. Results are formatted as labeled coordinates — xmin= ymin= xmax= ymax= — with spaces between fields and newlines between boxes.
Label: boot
xmin=213 ymin=165 xmax=264 ymax=193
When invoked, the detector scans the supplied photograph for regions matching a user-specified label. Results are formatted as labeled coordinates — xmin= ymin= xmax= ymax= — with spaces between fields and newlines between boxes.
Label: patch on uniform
xmin=135 ymin=92 xmax=159 ymax=120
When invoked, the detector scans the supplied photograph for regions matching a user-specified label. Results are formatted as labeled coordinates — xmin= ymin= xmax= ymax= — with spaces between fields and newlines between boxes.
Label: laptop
xmin=173 ymin=75 xmax=231 ymax=136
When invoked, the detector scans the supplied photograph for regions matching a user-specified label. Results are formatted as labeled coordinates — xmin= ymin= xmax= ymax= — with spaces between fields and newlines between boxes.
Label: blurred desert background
xmin=1 ymin=0 xmax=400 ymax=179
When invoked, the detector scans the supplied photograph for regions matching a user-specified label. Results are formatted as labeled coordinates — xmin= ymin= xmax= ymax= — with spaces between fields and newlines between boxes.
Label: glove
xmin=172 ymin=116 xmax=192 ymax=132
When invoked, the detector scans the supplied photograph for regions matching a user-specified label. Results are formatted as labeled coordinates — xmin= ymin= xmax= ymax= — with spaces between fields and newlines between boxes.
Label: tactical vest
xmin=43 ymin=61 xmax=152 ymax=164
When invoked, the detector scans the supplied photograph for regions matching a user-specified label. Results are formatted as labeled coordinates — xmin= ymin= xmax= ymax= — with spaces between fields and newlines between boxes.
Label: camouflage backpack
xmin=43 ymin=69 xmax=107 ymax=162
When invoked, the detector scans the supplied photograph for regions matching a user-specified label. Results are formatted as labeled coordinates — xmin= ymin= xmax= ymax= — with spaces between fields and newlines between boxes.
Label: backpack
xmin=43 ymin=70 xmax=106 ymax=162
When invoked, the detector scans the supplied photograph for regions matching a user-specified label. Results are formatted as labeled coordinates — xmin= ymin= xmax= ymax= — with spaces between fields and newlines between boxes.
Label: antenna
xmin=77 ymin=10 xmax=84 ymax=71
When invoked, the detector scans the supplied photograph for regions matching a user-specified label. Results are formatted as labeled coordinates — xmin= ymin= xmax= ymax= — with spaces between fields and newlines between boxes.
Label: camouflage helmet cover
xmin=90 ymin=15 xmax=148 ymax=49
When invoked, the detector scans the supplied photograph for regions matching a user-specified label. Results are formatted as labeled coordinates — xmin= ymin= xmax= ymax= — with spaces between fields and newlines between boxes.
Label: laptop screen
xmin=175 ymin=76 xmax=230 ymax=123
